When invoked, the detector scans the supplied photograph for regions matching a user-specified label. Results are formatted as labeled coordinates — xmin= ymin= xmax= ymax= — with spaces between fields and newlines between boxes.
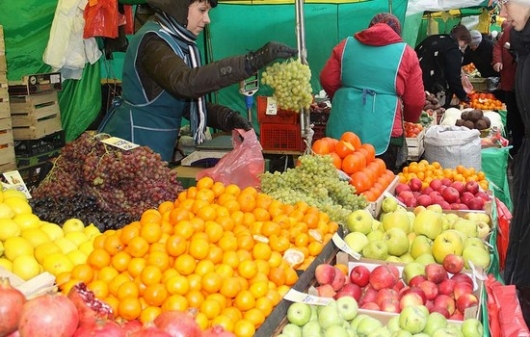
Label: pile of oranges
xmin=57 ymin=177 xmax=340 ymax=336
xmin=468 ymin=91 xmax=503 ymax=111
xmin=398 ymin=160 xmax=489 ymax=191
xmin=311 ymin=131 xmax=396 ymax=202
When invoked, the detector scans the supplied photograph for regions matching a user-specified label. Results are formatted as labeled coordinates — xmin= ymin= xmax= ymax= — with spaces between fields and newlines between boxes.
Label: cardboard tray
xmin=0 ymin=267 xmax=56 ymax=299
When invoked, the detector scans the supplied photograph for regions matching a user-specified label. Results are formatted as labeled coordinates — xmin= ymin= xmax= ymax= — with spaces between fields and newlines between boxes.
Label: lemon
xmin=0 ymin=241 xmax=3 ymax=256
xmin=0 ymin=257 xmax=13 ymax=271
xmin=21 ymin=228 xmax=52 ymax=247
xmin=67 ymin=249 xmax=87 ymax=265
xmin=0 ymin=218 xmax=21 ymax=241
xmin=35 ymin=242 xmax=61 ymax=264
xmin=0 ymin=191 xmax=3 ymax=203
xmin=13 ymin=213 xmax=41 ymax=230
xmin=0 ymin=203 xmax=15 ymax=219
xmin=64 ymin=232 xmax=89 ymax=247
xmin=3 ymin=197 xmax=32 ymax=215
xmin=40 ymin=222 xmax=64 ymax=241
xmin=2 ymin=189 xmax=28 ymax=200
xmin=78 ymin=241 xmax=94 ymax=256
xmin=42 ymin=252 xmax=74 ymax=276
xmin=12 ymin=255 xmax=41 ymax=280
xmin=62 ymin=218 xmax=85 ymax=234
xmin=53 ymin=237 xmax=77 ymax=254
xmin=83 ymin=224 xmax=101 ymax=238
xmin=4 ymin=237 xmax=34 ymax=261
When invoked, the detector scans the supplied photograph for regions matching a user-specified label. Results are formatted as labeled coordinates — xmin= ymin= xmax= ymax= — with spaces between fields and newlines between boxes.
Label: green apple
xmin=461 ymin=318 xmax=484 ymax=337
xmin=432 ymin=330 xmax=462 ymax=337
xmin=350 ymin=314 xmax=370 ymax=331
xmin=302 ymin=320 xmax=322 ymax=337
xmin=413 ymin=210 xmax=443 ymax=239
xmin=426 ymin=204 xmax=443 ymax=213
xmin=463 ymin=245 xmax=491 ymax=270
xmin=357 ymin=316 xmax=383 ymax=336
xmin=423 ymin=312 xmax=447 ymax=336
xmin=362 ymin=240 xmax=389 ymax=260
xmin=464 ymin=237 xmax=486 ymax=250
xmin=414 ymin=253 xmax=436 ymax=266
xmin=367 ymin=230 xmax=385 ymax=242
xmin=384 ymin=227 xmax=410 ymax=256
xmin=318 ymin=304 xmax=344 ymax=330
xmin=402 ymin=261 xmax=426 ymax=284
xmin=386 ymin=256 xmax=403 ymax=263
xmin=410 ymin=235 xmax=433 ymax=259
xmin=406 ymin=212 xmax=416 ymax=231
xmin=399 ymin=306 xmax=427 ymax=334
xmin=396 ymin=205 xmax=408 ymax=212
xmin=344 ymin=232 xmax=369 ymax=253
xmin=382 ymin=196 xmax=399 ymax=213
xmin=392 ymin=331 xmax=413 ymax=337
xmin=323 ymin=325 xmax=350 ymax=337
xmin=346 ymin=209 xmax=374 ymax=234
xmin=336 ymin=295 xmax=358 ymax=321
xmin=443 ymin=213 xmax=461 ymax=228
xmin=383 ymin=212 xmax=411 ymax=234
xmin=400 ymin=252 xmax=415 ymax=264
xmin=367 ymin=326 xmax=391 ymax=337
xmin=454 ymin=219 xmax=478 ymax=238
xmin=445 ymin=229 xmax=468 ymax=243
xmin=413 ymin=205 xmax=427 ymax=215
xmin=372 ymin=219 xmax=382 ymax=231
xmin=287 ymin=302 xmax=312 ymax=326
xmin=440 ymin=216 xmax=451 ymax=231
xmin=476 ymin=221 xmax=490 ymax=240
xmin=432 ymin=230 xmax=464 ymax=263
xmin=282 ymin=323 xmax=302 ymax=337
xmin=411 ymin=334 xmax=430 ymax=337
xmin=387 ymin=316 xmax=401 ymax=333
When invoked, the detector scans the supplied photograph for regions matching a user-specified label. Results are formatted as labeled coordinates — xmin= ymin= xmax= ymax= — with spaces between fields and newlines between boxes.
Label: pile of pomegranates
xmin=0 ymin=278 xmax=235 ymax=337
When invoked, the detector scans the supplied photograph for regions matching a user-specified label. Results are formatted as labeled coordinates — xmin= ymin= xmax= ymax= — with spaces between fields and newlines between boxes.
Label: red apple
xmin=442 ymin=187 xmax=460 ymax=204
xmin=369 ymin=265 xmax=399 ymax=290
xmin=453 ymin=282 xmax=473 ymax=300
xmin=468 ymin=197 xmax=485 ymax=210
xmin=417 ymin=194 xmax=433 ymax=207
xmin=439 ymin=200 xmax=451 ymax=210
xmin=451 ymin=273 xmax=473 ymax=287
xmin=450 ymin=203 xmax=469 ymax=210
xmin=441 ymin=178 xmax=452 ymax=187
xmin=425 ymin=299 xmax=435 ymax=312
xmin=360 ymin=302 xmax=380 ymax=311
xmin=465 ymin=181 xmax=480 ymax=195
xmin=330 ymin=268 xmax=346 ymax=291
xmin=409 ymin=178 xmax=423 ymax=192
xmin=460 ymin=191 xmax=475 ymax=207
xmin=438 ymin=278 xmax=456 ymax=296
xmin=409 ymin=275 xmax=427 ymax=288
xmin=437 ymin=185 xmax=448 ymax=194
xmin=431 ymin=306 xmax=451 ymax=318
xmin=349 ymin=265 xmax=370 ymax=287
xmin=443 ymin=254 xmax=465 ymax=274
xmin=429 ymin=191 xmax=443 ymax=201
xmin=449 ymin=310 xmax=464 ymax=321
xmin=476 ymin=191 xmax=491 ymax=201
xmin=400 ymin=287 xmax=427 ymax=304
xmin=395 ymin=183 xmax=412 ymax=195
xmin=317 ymin=284 xmax=337 ymax=298
xmin=403 ymin=197 xmax=418 ymax=208
xmin=380 ymin=298 xmax=401 ymax=313
xmin=456 ymin=293 xmax=479 ymax=313
xmin=399 ymin=190 xmax=414 ymax=201
xmin=315 ymin=264 xmax=336 ymax=285
xmin=393 ymin=280 xmax=406 ymax=293
xmin=418 ymin=280 xmax=439 ymax=300
xmin=376 ymin=288 xmax=399 ymax=307
xmin=451 ymin=181 xmax=465 ymax=195
xmin=430 ymin=179 xmax=443 ymax=191
xmin=359 ymin=285 xmax=378 ymax=306
xmin=425 ymin=263 xmax=448 ymax=284
xmin=422 ymin=186 xmax=434 ymax=195
xmin=399 ymin=291 xmax=425 ymax=310
xmin=433 ymin=294 xmax=456 ymax=315
xmin=335 ymin=283 xmax=362 ymax=302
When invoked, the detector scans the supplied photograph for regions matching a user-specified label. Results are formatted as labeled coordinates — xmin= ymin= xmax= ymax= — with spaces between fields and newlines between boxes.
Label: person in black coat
xmin=462 ymin=30 xmax=500 ymax=78
xmin=415 ymin=24 xmax=472 ymax=108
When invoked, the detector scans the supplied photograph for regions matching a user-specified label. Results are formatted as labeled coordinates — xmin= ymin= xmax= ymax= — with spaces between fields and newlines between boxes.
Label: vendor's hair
xmin=451 ymin=24 xmax=472 ymax=44
xmin=193 ymin=0 xmax=218 ymax=8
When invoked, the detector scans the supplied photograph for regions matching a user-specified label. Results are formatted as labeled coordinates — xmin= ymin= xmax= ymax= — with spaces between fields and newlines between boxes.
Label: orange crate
xmin=260 ymin=123 xmax=303 ymax=152
xmin=257 ymin=96 xmax=299 ymax=124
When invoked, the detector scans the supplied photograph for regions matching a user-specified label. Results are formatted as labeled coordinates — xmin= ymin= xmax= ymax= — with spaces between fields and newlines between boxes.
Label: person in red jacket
xmin=319 ymin=13 xmax=424 ymax=172
xmin=493 ymin=20 xmax=523 ymax=157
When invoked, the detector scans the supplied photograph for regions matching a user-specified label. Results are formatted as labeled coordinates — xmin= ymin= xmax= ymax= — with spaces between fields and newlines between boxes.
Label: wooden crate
xmin=406 ymin=128 xmax=425 ymax=161
xmin=10 ymin=91 xmax=62 ymax=140
xmin=0 ymin=118 xmax=15 ymax=166
xmin=0 ymin=162 xmax=16 ymax=173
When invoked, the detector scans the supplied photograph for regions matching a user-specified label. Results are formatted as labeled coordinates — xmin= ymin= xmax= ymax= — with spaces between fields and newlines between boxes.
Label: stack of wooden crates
xmin=8 ymin=72 xmax=64 ymax=187
xmin=0 ymin=26 xmax=16 ymax=173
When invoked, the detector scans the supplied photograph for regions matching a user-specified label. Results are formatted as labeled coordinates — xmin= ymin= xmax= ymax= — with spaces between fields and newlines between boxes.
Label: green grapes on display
xmin=260 ymin=155 xmax=368 ymax=224
xmin=261 ymin=59 xmax=313 ymax=112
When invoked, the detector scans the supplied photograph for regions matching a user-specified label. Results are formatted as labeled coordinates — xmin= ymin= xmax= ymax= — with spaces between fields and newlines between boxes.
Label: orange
xmin=188 ymin=238 xmax=209 ymax=260
xmin=211 ymin=315 xmax=235 ymax=333
xmin=165 ymin=274 xmax=189 ymax=295
xmin=249 ymin=280 xmax=269 ymax=298
xmin=87 ymin=248 xmax=111 ymax=270
xmin=174 ymin=254 xmax=197 ymax=276
xmin=146 ymin=250 xmax=170 ymax=271
xmin=117 ymin=281 xmax=140 ymax=300
xmin=196 ymin=176 xmax=215 ymax=190
xmin=335 ymin=263 xmax=349 ymax=276
xmin=197 ymin=205 xmax=217 ymax=221
xmin=236 ymin=249 xmax=252 ymax=263
xmin=294 ymin=233 xmax=310 ymax=248
xmin=206 ymin=244 xmax=223 ymax=265
xmin=252 ymin=207 xmax=271 ymax=222
xmin=267 ymin=251 xmax=283 ymax=268
xmin=200 ymin=298 xmax=222 ymax=320
xmin=70 ymin=264 xmax=94 ymax=284
xmin=158 ymin=200 xmax=175 ymax=214
xmin=204 ymin=222 xmax=224 ymax=243
xmin=140 ymin=265 xmax=162 ymax=286
xmin=118 ymin=297 xmax=142 ymax=321
xmin=104 ymin=296 xmax=120 ymax=316
xmin=169 ymin=208 xmax=192 ymax=224
xmin=261 ymin=221 xmax=281 ymax=237
xmin=266 ymin=289 xmax=282 ymax=306
xmin=195 ymin=189 xmax=215 ymax=204
xmin=218 ymin=235 xmax=238 ymax=252
xmin=127 ymin=257 xmax=147 ymax=278
xmin=191 ymin=199 xmax=210 ymax=214
xmin=220 ymin=276 xmax=242 ymax=299
xmin=97 ymin=265 xmax=119 ymax=283
xmin=194 ymin=259 xmax=215 ymax=276
xmin=162 ymin=294 xmax=189 ymax=312
xmin=140 ymin=222 xmax=163 ymax=244
xmin=284 ymin=267 xmax=299 ymax=286
xmin=222 ymin=250 xmax=240 ymax=269
xmin=165 ymin=234 xmax=188 ymax=257
xmin=237 ymin=260 xmax=258 ymax=280
xmin=216 ymin=216 xmax=235 ymax=232
xmin=108 ymin=273 xmax=131 ymax=297
xmin=236 ymin=233 xmax=255 ymax=251
xmin=237 ymin=193 xmax=256 ymax=213
xmin=143 ymin=283 xmax=168 ymax=307
xmin=186 ymin=289 xmax=205 ymax=309
xmin=140 ymin=306 xmax=162 ymax=324
xmin=187 ymin=273 xmax=202 ymax=292
xmin=140 ymin=209 xmax=162 ymax=226
xmin=201 ymin=271 xmax=222 ymax=294
xmin=187 ymin=186 xmax=198 ymax=199
xmin=92 ymin=234 xmax=107 ymax=250
xmin=173 ymin=220 xmax=195 ymax=239
xmin=308 ymin=241 xmax=324 ymax=256
xmin=269 ymin=267 xmax=286 ymax=287
xmin=211 ymin=181 xmax=226 ymax=197
xmin=244 ymin=308 xmax=266 ymax=327
xmin=125 ymin=236 xmax=149 ymax=258
xmin=252 ymin=242 xmax=272 ymax=261
xmin=255 ymin=296 xmax=274 ymax=317
xmin=222 ymin=306 xmax=243 ymax=323
xmin=195 ymin=312 xmax=209 ymax=331
xmin=255 ymin=260 xmax=271 ymax=276
xmin=87 ymin=280 xmax=109 ymax=299
xmin=234 ymin=289 xmax=256 ymax=311
xmin=233 ymin=319 xmax=256 ymax=337
xmin=102 ymin=234 xmax=123 ymax=256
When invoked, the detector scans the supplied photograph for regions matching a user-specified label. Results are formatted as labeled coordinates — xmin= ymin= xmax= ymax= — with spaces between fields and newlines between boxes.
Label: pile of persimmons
xmin=311 ymin=132 xmax=396 ymax=202
xmin=467 ymin=91 xmax=504 ymax=111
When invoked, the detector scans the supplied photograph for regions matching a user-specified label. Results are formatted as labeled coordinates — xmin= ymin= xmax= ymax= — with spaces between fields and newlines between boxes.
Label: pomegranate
xmin=0 ymin=277 xmax=26 ymax=337
xmin=73 ymin=319 xmax=125 ymax=337
xmin=202 ymin=325 xmax=237 ymax=337
xmin=153 ymin=310 xmax=201 ymax=337
xmin=117 ymin=318 xmax=142 ymax=336
xmin=130 ymin=326 xmax=172 ymax=337
xmin=18 ymin=292 xmax=79 ymax=337
xmin=67 ymin=282 xmax=114 ymax=326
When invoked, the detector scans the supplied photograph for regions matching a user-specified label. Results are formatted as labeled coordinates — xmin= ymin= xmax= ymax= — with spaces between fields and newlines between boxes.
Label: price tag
xmin=332 ymin=232 xmax=361 ymax=260
xmin=284 ymin=289 xmax=333 ymax=306
xmin=265 ymin=97 xmax=278 ymax=116
xmin=101 ymin=137 xmax=139 ymax=151
xmin=2 ymin=171 xmax=32 ymax=199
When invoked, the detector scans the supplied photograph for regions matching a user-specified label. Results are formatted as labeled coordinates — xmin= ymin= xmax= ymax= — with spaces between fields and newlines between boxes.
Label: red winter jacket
xmin=493 ymin=27 xmax=516 ymax=91
xmin=320 ymin=24 xmax=425 ymax=137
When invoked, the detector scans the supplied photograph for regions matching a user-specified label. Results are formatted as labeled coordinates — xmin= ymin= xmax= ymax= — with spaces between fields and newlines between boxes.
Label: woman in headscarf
xmin=319 ymin=13 xmax=424 ymax=172
xmin=98 ymin=0 xmax=297 ymax=162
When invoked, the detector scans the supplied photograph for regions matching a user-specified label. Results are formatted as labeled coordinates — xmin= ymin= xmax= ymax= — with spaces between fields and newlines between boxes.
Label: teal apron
xmin=99 ymin=21 xmax=187 ymax=162
xmin=325 ymin=37 xmax=406 ymax=155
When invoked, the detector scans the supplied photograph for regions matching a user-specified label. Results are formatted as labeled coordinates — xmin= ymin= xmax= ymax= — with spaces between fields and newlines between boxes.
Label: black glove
xmin=207 ymin=106 xmax=253 ymax=131
xmin=227 ymin=112 xmax=253 ymax=131
xmin=245 ymin=42 xmax=298 ymax=73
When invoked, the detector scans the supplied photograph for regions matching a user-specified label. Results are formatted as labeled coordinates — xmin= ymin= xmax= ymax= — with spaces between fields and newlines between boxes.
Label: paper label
xmin=265 ymin=97 xmax=278 ymax=116
xmin=2 ymin=171 xmax=32 ymax=199
xmin=101 ymin=137 xmax=139 ymax=151
xmin=332 ymin=232 xmax=361 ymax=260
xmin=284 ymin=288 xmax=333 ymax=306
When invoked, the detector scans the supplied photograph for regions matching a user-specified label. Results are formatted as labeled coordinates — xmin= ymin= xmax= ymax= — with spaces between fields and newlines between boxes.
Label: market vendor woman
xmin=98 ymin=0 xmax=297 ymax=162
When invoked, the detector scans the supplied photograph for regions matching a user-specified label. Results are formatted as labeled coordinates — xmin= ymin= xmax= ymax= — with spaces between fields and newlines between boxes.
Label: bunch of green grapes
xmin=261 ymin=59 xmax=313 ymax=112
xmin=260 ymin=155 xmax=368 ymax=223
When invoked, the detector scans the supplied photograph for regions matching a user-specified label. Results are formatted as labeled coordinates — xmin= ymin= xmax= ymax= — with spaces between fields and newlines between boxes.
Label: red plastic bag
xmin=496 ymin=197 xmax=512 ymax=271
xmin=83 ymin=0 xmax=119 ymax=39
xmin=123 ymin=5 xmax=134 ymax=35
xmin=197 ymin=129 xmax=264 ymax=189
xmin=485 ymin=274 xmax=530 ymax=337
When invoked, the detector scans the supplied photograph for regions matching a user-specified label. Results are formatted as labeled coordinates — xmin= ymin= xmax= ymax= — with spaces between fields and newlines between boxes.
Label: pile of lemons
xmin=0 ymin=186 xmax=102 ymax=281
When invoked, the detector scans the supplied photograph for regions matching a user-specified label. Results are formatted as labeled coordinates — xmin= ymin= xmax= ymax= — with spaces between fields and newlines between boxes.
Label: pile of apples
xmin=395 ymin=177 xmax=490 ymax=210
xmin=313 ymin=255 xmax=479 ymax=321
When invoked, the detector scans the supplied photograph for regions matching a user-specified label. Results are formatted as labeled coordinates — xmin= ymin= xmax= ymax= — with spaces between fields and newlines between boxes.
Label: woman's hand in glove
xmin=227 ymin=112 xmax=253 ymax=131
xmin=245 ymin=42 xmax=298 ymax=74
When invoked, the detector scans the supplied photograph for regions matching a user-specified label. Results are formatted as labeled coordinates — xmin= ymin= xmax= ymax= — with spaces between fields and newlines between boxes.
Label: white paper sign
xmin=101 ymin=137 xmax=139 ymax=151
